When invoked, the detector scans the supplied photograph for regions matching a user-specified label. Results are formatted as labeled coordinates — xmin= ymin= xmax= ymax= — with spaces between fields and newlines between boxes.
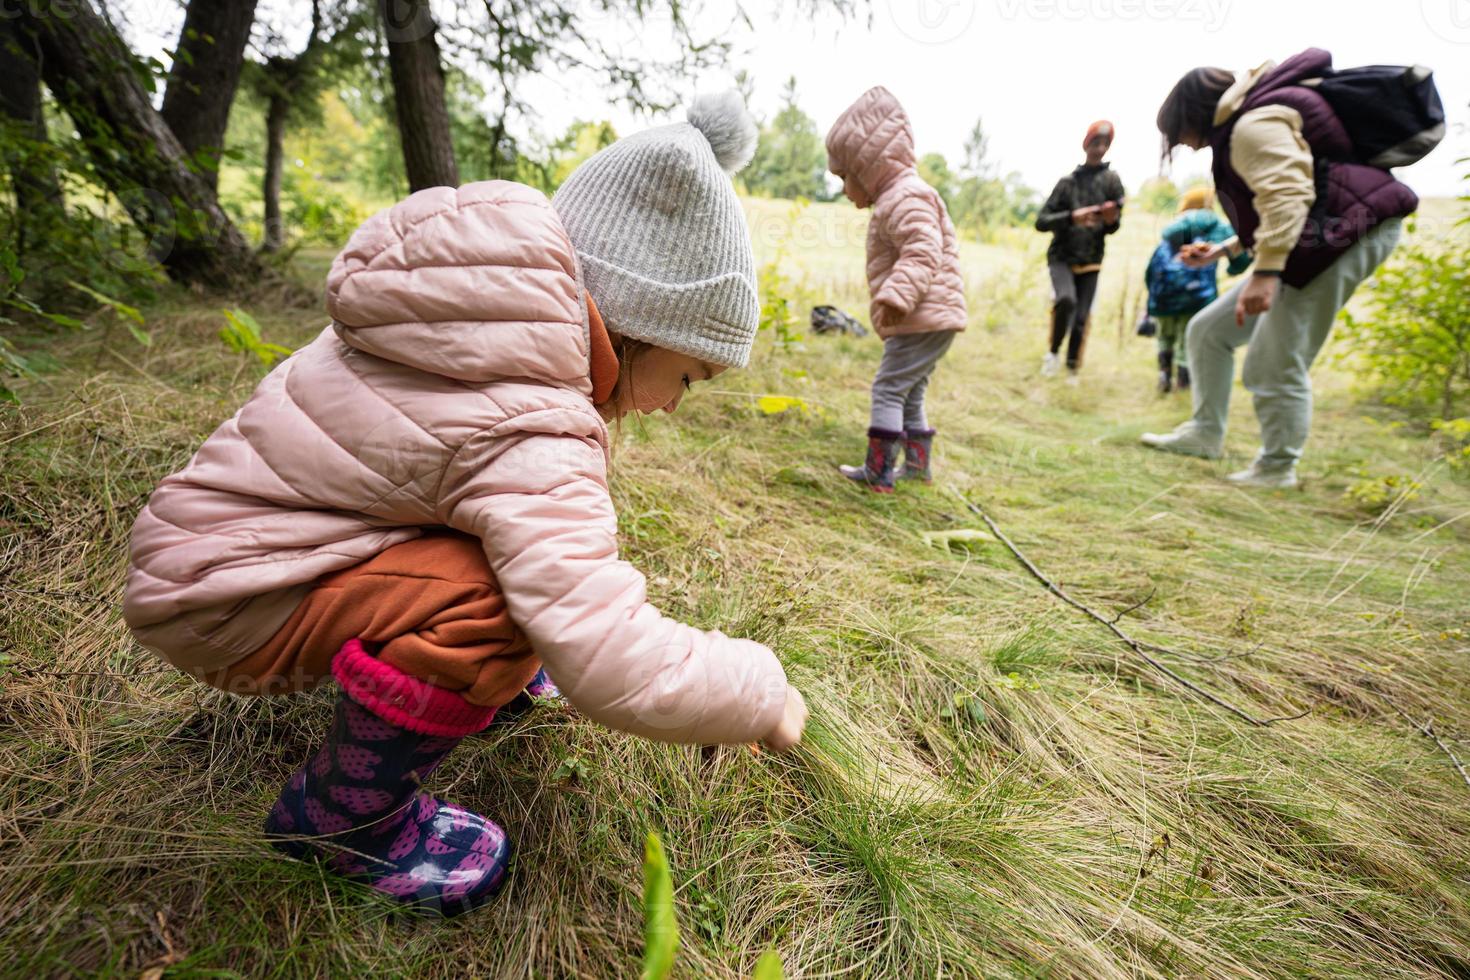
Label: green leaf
xmin=640 ymin=832 xmax=678 ymax=980
xmin=65 ymin=280 xmax=144 ymax=325
xmin=37 ymin=311 xmax=86 ymax=331
xmin=756 ymin=395 xmax=808 ymax=415
xmin=752 ymin=949 xmax=785 ymax=980
xmin=126 ymin=320 xmax=153 ymax=347
xmin=220 ymin=308 xmax=290 ymax=367
xmin=920 ymin=528 xmax=992 ymax=553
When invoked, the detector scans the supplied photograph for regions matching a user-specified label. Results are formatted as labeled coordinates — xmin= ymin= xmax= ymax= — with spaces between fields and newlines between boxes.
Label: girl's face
xmin=602 ymin=343 xmax=728 ymax=420
xmin=835 ymin=170 xmax=871 ymax=209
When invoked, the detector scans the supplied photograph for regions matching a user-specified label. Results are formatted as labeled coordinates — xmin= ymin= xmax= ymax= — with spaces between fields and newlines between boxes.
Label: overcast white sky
xmin=125 ymin=0 xmax=1470 ymax=197
xmin=524 ymin=0 xmax=1470 ymax=198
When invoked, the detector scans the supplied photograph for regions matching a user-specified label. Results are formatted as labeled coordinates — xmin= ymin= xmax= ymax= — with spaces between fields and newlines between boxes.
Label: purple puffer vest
xmin=1210 ymin=48 xmax=1417 ymax=288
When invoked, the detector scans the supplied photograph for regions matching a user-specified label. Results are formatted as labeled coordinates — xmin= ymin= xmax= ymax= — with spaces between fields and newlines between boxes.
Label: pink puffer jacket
xmin=123 ymin=181 xmax=788 ymax=745
xmin=826 ymin=86 xmax=967 ymax=338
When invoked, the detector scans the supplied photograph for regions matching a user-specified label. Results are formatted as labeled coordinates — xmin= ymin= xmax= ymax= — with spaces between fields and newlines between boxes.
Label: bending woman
xmin=1140 ymin=49 xmax=1416 ymax=488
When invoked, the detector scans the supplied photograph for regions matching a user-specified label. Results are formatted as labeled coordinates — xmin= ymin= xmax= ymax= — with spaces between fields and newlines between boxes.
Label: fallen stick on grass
xmin=951 ymin=489 xmax=1311 ymax=728
xmin=1372 ymin=690 xmax=1470 ymax=791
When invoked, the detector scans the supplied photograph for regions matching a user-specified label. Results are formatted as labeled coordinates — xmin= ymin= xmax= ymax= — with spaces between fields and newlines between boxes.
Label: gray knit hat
xmin=552 ymin=92 xmax=760 ymax=368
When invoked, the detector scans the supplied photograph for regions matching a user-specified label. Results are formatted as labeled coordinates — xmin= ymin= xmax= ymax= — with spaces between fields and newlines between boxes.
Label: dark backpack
xmin=1304 ymin=64 xmax=1445 ymax=168
xmin=810 ymin=305 xmax=868 ymax=338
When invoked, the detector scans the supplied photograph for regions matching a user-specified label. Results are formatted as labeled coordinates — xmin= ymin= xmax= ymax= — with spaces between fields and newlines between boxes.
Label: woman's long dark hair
xmin=1156 ymin=67 xmax=1236 ymax=163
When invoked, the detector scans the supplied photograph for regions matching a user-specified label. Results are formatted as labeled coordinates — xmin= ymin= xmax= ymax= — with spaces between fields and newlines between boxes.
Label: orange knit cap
xmin=1083 ymin=120 xmax=1115 ymax=149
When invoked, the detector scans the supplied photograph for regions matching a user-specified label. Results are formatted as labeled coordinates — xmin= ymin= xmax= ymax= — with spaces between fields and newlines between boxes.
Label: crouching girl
xmin=123 ymin=93 xmax=808 ymax=917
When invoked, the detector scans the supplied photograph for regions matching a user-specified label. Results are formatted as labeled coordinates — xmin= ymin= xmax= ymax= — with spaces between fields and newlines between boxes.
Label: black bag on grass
xmin=810 ymin=304 xmax=869 ymax=338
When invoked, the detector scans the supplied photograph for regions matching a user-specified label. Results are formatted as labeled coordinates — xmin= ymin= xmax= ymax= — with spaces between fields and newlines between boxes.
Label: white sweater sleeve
xmin=1229 ymin=105 xmax=1316 ymax=273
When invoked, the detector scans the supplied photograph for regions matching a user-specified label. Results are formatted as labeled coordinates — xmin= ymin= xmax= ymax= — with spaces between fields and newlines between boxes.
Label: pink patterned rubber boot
xmin=899 ymin=429 xmax=935 ymax=483
xmin=838 ymin=428 xmax=902 ymax=493
xmin=264 ymin=639 xmax=511 ymax=917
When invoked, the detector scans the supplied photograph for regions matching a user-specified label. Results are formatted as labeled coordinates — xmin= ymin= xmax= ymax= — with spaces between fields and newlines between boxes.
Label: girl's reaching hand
xmin=762 ymin=685 xmax=809 ymax=753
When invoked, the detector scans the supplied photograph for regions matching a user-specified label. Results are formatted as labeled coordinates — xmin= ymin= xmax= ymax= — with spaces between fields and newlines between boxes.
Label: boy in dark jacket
xmin=1035 ymin=121 xmax=1126 ymax=380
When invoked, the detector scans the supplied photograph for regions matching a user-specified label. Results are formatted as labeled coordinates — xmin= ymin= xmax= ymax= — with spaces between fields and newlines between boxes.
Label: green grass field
xmin=2 ymin=195 xmax=1468 ymax=978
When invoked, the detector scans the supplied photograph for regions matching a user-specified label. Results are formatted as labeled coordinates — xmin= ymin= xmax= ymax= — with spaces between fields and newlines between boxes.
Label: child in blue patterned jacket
xmin=1144 ymin=188 xmax=1251 ymax=393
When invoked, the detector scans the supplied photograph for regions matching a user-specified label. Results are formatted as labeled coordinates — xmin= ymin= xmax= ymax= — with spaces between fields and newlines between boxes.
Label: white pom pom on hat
xmin=686 ymin=91 xmax=759 ymax=175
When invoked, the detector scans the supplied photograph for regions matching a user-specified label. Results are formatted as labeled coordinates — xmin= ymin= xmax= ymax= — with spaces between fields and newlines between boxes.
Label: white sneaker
xmin=1139 ymin=424 xmax=1223 ymax=459
xmin=1225 ymin=462 xmax=1298 ymax=489
xmin=1065 ymin=371 xmax=1080 ymax=386
xmin=1040 ymin=352 xmax=1060 ymax=378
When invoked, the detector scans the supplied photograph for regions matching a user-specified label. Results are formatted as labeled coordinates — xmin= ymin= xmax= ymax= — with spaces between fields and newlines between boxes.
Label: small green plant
xmin=752 ymin=949 xmax=785 ymax=979
xmin=757 ymin=260 xmax=807 ymax=353
xmin=639 ymin=831 xmax=786 ymax=979
xmin=219 ymin=308 xmax=292 ymax=367
xmin=1431 ymin=418 xmax=1470 ymax=474
xmin=992 ymin=671 xmax=1041 ymax=692
xmin=756 ymin=198 xmax=813 ymax=354
xmin=550 ymin=751 xmax=589 ymax=784
xmin=641 ymin=832 xmax=678 ymax=980
xmin=1344 ymin=473 xmax=1422 ymax=515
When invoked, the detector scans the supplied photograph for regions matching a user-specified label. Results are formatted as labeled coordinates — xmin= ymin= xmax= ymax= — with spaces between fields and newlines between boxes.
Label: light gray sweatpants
xmin=1184 ymin=218 xmax=1402 ymax=469
xmin=869 ymin=330 xmax=957 ymax=433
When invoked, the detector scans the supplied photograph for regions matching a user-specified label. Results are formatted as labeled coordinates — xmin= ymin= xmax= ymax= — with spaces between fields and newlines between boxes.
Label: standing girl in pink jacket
xmin=122 ymin=93 xmax=807 ymax=917
xmin=826 ymin=86 xmax=967 ymax=492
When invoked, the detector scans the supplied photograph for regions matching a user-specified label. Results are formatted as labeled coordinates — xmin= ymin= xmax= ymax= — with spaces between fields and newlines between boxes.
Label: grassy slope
xmin=2 ymin=197 xmax=1468 ymax=979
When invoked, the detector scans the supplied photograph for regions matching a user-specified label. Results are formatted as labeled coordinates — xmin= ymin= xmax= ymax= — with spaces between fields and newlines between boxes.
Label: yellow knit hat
xmin=1178 ymin=187 xmax=1213 ymax=212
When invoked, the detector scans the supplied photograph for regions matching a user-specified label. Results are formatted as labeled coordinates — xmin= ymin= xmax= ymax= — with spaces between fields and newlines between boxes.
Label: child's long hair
xmin=1156 ymin=67 xmax=1235 ymax=165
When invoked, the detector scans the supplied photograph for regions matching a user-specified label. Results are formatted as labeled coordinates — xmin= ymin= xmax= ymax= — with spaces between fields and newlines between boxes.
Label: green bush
xmin=1343 ymin=472 xmax=1422 ymax=515
xmin=1336 ymin=225 xmax=1470 ymax=423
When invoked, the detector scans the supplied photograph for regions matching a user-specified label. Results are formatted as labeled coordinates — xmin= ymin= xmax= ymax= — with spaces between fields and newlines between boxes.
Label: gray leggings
xmin=869 ymin=330 xmax=957 ymax=433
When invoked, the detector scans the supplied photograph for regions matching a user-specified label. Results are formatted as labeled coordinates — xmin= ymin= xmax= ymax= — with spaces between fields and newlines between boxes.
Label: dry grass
xmin=2 ymin=202 xmax=1469 ymax=977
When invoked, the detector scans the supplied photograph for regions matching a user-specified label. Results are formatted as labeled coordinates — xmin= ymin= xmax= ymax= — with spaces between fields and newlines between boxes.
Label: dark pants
xmin=1047 ymin=260 xmax=1099 ymax=370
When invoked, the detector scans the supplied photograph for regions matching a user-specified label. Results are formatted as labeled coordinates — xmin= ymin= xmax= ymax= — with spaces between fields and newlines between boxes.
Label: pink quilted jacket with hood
xmin=123 ymin=181 xmax=789 ymax=745
xmin=826 ymin=86 xmax=967 ymax=339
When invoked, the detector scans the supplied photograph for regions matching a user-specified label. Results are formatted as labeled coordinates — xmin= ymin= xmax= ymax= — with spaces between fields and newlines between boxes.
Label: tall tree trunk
xmin=161 ymin=0 xmax=260 ymax=194
xmin=252 ymin=0 xmax=326 ymax=253
xmin=379 ymin=0 xmax=458 ymax=191
xmin=13 ymin=0 xmax=261 ymax=287
xmin=0 ymin=15 xmax=64 ymax=256
xmin=261 ymin=92 xmax=287 ymax=253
